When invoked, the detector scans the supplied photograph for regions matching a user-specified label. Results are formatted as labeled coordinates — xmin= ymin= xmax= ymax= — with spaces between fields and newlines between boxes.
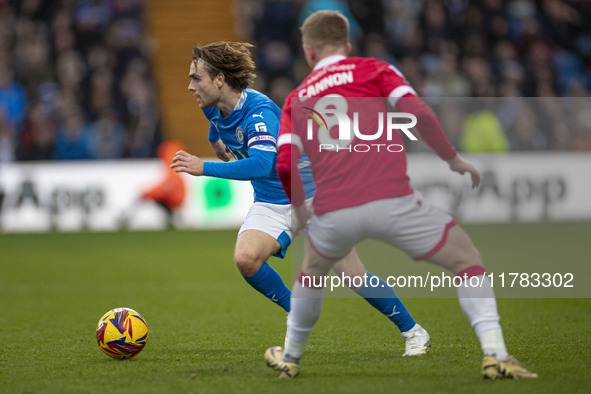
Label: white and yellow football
xmin=96 ymin=307 xmax=148 ymax=359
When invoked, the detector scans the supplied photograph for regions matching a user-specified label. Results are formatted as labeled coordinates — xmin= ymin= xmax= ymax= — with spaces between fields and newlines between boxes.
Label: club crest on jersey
xmin=235 ymin=127 xmax=244 ymax=144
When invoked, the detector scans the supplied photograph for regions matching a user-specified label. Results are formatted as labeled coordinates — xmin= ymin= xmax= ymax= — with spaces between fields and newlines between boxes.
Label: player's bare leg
xmin=332 ymin=248 xmax=365 ymax=290
xmin=235 ymin=230 xmax=291 ymax=312
xmin=424 ymin=225 xmax=482 ymax=275
xmin=427 ymin=225 xmax=537 ymax=379
xmin=234 ymin=230 xmax=280 ymax=276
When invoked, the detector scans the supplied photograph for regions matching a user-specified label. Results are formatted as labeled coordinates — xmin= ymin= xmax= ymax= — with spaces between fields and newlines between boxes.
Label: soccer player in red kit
xmin=264 ymin=10 xmax=537 ymax=380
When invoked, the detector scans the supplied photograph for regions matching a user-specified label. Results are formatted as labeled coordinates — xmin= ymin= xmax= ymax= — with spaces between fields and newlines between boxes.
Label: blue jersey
xmin=203 ymin=89 xmax=313 ymax=204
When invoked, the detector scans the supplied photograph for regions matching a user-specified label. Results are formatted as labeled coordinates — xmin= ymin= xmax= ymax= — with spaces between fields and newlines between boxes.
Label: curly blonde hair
xmin=192 ymin=41 xmax=256 ymax=90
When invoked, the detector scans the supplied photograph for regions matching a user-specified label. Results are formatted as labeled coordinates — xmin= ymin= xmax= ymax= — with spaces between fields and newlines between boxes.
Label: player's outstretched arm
xmin=209 ymin=139 xmax=233 ymax=162
xmin=446 ymin=154 xmax=481 ymax=188
xmin=172 ymin=147 xmax=273 ymax=180
xmin=170 ymin=150 xmax=204 ymax=176
xmin=396 ymin=96 xmax=479 ymax=188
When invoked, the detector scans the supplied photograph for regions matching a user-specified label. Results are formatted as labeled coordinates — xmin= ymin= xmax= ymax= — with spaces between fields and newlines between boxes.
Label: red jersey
xmin=277 ymin=55 xmax=456 ymax=215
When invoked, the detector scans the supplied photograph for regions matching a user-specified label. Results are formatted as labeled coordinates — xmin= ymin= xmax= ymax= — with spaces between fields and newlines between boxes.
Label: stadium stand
xmin=1 ymin=0 xmax=590 ymax=162
xmin=0 ymin=0 xmax=162 ymax=161
xmin=240 ymin=0 xmax=591 ymax=152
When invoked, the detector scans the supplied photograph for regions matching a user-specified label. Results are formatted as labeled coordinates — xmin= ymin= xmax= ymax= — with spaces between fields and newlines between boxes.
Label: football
xmin=96 ymin=307 xmax=148 ymax=359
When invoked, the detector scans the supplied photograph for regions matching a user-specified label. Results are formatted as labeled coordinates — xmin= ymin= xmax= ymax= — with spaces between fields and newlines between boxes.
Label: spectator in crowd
xmin=53 ymin=103 xmax=92 ymax=160
xmin=0 ymin=111 xmax=15 ymax=162
xmin=88 ymin=109 xmax=126 ymax=159
xmin=17 ymin=100 xmax=56 ymax=160
xmin=242 ymin=0 xmax=590 ymax=152
xmin=0 ymin=64 xmax=28 ymax=139
xmin=460 ymin=108 xmax=510 ymax=153
xmin=1 ymin=0 xmax=161 ymax=161
xmin=2 ymin=0 xmax=591 ymax=158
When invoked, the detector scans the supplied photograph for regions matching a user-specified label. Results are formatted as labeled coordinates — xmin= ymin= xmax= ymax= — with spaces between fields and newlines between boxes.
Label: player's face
xmin=188 ymin=61 xmax=221 ymax=110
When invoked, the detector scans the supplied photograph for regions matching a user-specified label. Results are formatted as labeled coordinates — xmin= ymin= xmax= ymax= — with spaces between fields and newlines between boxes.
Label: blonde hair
xmin=300 ymin=10 xmax=349 ymax=49
xmin=192 ymin=41 xmax=256 ymax=90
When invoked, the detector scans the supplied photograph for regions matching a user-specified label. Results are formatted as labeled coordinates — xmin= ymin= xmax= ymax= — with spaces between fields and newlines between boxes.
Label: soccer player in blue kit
xmin=170 ymin=41 xmax=430 ymax=356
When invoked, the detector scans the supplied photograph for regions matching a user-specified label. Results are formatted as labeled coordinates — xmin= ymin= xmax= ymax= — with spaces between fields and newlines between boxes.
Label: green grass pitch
xmin=1 ymin=222 xmax=590 ymax=393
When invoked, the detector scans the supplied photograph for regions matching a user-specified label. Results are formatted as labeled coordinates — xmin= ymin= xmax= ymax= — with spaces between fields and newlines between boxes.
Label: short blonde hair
xmin=300 ymin=10 xmax=349 ymax=48
xmin=192 ymin=41 xmax=256 ymax=90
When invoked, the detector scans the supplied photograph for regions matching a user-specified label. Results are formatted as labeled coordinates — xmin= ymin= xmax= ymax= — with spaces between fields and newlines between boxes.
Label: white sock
xmin=479 ymin=329 xmax=508 ymax=360
xmin=457 ymin=274 xmax=508 ymax=359
xmin=284 ymin=281 xmax=323 ymax=360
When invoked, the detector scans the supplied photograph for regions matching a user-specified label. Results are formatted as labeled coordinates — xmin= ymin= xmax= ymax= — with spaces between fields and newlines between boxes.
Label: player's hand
xmin=292 ymin=204 xmax=312 ymax=234
xmin=210 ymin=140 xmax=233 ymax=162
xmin=446 ymin=154 xmax=480 ymax=188
xmin=170 ymin=150 xmax=205 ymax=176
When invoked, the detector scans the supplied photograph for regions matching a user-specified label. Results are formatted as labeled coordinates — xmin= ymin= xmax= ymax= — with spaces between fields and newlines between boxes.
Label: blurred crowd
xmin=0 ymin=0 xmax=162 ymax=162
xmin=1 ymin=0 xmax=590 ymax=163
xmin=235 ymin=0 xmax=591 ymax=151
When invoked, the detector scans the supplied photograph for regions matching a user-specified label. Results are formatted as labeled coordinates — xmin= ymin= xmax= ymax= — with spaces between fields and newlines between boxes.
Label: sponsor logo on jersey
xmin=248 ymin=134 xmax=276 ymax=147
xmin=254 ymin=122 xmax=267 ymax=133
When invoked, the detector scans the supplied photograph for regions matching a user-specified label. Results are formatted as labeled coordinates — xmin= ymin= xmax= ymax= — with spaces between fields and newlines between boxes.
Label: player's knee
xmin=451 ymin=245 xmax=482 ymax=273
xmin=234 ymin=251 xmax=262 ymax=276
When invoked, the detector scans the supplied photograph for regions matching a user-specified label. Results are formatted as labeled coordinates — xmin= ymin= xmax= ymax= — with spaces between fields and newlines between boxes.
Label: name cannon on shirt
xmin=299 ymin=71 xmax=354 ymax=98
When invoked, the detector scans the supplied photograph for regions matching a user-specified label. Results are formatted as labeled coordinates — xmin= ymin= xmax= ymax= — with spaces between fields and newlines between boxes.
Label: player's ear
xmin=346 ymin=42 xmax=352 ymax=55
xmin=303 ymin=43 xmax=314 ymax=62
xmin=215 ymin=72 xmax=224 ymax=89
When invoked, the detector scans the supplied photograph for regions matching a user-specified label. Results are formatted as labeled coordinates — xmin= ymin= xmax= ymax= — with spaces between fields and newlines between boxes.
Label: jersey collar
xmin=313 ymin=55 xmax=347 ymax=71
xmin=234 ymin=90 xmax=248 ymax=111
